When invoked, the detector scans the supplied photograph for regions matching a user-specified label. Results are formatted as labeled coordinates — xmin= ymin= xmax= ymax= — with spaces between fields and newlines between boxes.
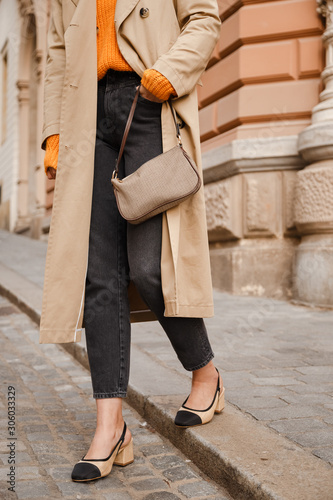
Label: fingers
xmin=46 ymin=167 xmax=57 ymax=180
xmin=138 ymin=84 xmax=164 ymax=103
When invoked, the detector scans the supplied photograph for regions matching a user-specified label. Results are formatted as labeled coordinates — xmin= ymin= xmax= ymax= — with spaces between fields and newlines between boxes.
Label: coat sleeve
xmin=41 ymin=0 xmax=65 ymax=151
xmin=151 ymin=0 xmax=221 ymax=98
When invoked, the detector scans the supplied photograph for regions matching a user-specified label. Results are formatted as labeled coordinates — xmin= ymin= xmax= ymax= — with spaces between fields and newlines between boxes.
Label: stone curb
xmin=1 ymin=269 xmax=332 ymax=500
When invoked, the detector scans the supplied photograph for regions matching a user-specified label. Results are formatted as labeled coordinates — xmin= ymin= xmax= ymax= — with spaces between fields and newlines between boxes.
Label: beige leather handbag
xmin=111 ymin=85 xmax=201 ymax=225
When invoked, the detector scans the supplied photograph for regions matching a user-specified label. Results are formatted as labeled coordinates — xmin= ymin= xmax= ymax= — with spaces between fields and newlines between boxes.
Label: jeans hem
xmin=184 ymin=352 xmax=214 ymax=372
xmin=93 ymin=392 xmax=127 ymax=399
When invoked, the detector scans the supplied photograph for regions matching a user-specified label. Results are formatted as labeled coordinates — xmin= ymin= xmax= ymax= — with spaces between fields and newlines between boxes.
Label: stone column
xmin=16 ymin=79 xmax=31 ymax=232
xmin=294 ymin=0 xmax=333 ymax=306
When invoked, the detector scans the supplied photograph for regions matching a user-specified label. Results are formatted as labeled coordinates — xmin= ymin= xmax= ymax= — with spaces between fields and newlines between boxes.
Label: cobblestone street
xmin=0 ymin=297 xmax=231 ymax=500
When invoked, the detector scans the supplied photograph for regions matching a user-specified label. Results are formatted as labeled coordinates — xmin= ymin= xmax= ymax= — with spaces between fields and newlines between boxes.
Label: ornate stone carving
xmin=244 ymin=173 xmax=280 ymax=237
xmin=17 ymin=0 xmax=34 ymax=17
xmin=16 ymin=79 xmax=30 ymax=103
xmin=317 ymin=0 xmax=333 ymax=24
xmin=205 ymin=180 xmax=231 ymax=232
xmin=294 ymin=163 xmax=333 ymax=226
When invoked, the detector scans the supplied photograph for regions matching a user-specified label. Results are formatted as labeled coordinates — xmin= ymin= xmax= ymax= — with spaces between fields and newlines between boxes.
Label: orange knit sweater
xmin=44 ymin=0 xmax=177 ymax=174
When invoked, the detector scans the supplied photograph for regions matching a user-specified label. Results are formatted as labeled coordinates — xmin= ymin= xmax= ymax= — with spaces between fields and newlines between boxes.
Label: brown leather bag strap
xmin=112 ymin=84 xmax=182 ymax=180
xmin=113 ymin=85 xmax=141 ymax=179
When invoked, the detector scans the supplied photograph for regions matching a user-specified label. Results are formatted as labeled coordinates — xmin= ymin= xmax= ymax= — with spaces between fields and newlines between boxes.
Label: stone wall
xmin=199 ymin=0 xmax=328 ymax=300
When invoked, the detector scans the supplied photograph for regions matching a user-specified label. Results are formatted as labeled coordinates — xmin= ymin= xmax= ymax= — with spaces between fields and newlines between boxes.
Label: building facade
xmin=0 ymin=0 xmax=50 ymax=237
xmin=0 ymin=0 xmax=332 ymax=306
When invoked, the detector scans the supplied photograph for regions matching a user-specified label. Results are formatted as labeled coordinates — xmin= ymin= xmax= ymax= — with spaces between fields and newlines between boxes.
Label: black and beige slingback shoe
xmin=174 ymin=369 xmax=225 ymax=428
xmin=71 ymin=422 xmax=134 ymax=482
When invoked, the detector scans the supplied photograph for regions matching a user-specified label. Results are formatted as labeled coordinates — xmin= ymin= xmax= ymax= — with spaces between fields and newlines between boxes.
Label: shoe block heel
xmin=215 ymin=387 xmax=225 ymax=414
xmin=114 ymin=437 xmax=134 ymax=467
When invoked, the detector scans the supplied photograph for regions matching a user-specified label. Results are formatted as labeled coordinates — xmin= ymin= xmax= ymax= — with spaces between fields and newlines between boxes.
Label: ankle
xmin=192 ymin=363 xmax=218 ymax=384
xmin=95 ymin=398 xmax=124 ymax=429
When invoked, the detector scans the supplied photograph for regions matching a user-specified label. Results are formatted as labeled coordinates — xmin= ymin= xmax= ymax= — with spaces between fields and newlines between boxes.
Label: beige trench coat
xmin=39 ymin=0 xmax=221 ymax=344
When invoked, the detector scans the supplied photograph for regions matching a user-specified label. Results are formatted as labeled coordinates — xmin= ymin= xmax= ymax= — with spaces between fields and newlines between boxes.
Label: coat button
xmin=140 ymin=7 xmax=149 ymax=18
xmin=96 ymin=26 xmax=99 ymax=33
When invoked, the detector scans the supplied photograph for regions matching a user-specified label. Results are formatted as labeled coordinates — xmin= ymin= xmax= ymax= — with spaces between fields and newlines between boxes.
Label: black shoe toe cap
xmin=174 ymin=410 xmax=202 ymax=427
xmin=71 ymin=462 xmax=101 ymax=481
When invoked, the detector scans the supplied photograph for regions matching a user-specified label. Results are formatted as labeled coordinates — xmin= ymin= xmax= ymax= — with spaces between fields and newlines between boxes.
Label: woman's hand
xmin=47 ymin=167 xmax=57 ymax=180
xmin=138 ymin=85 xmax=164 ymax=103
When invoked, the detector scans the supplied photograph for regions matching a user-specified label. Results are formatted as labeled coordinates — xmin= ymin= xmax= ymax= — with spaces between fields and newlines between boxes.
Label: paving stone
xmin=295 ymin=366 xmax=333 ymax=375
xmin=143 ymin=492 xmax=181 ymax=500
xmin=285 ymin=384 xmax=333 ymax=395
xmin=290 ymin=430 xmax=333 ymax=448
xmin=15 ymin=480 xmax=53 ymax=498
xmin=0 ymin=451 xmax=32 ymax=465
xmin=226 ymin=386 xmax=292 ymax=399
xmin=95 ymin=476 xmax=125 ymax=490
xmin=250 ymin=368 xmax=301 ymax=378
xmin=36 ymin=453 xmax=72 ymax=465
xmin=249 ymin=376 xmax=304 ymax=386
xmin=228 ymin=395 xmax=288 ymax=409
xmin=54 ymin=384 xmax=76 ymax=392
xmin=246 ymin=405 xmax=331 ymax=421
xmin=71 ymin=376 xmax=92 ymax=383
xmin=131 ymin=429 xmax=163 ymax=446
xmin=280 ymin=393 xmax=333 ymax=405
xmin=130 ymin=477 xmax=167 ymax=491
xmin=0 ymin=440 xmax=26 ymax=452
xmin=74 ymin=412 xmax=97 ymax=421
xmin=268 ymin=418 xmax=328 ymax=434
xmin=22 ymin=424 xmax=50 ymax=433
xmin=132 ymin=455 xmax=146 ymax=464
xmin=140 ymin=444 xmax=174 ymax=457
xmin=121 ymin=464 xmax=154 ymax=478
xmin=50 ymin=422 xmax=77 ymax=433
xmin=15 ymin=466 xmax=42 ymax=480
xmin=312 ymin=448 xmax=333 ymax=465
xmin=150 ymin=455 xmax=185 ymax=470
xmin=56 ymin=480 xmax=96 ymax=496
xmin=296 ymin=374 xmax=333 ymax=385
xmin=103 ymin=492 xmax=134 ymax=500
xmin=178 ymin=480 xmax=218 ymax=498
xmin=48 ymin=466 xmax=73 ymax=480
xmin=323 ymin=415 xmax=333 ymax=425
xmin=26 ymin=432 xmax=54 ymax=442
xmin=30 ymin=442 xmax=61 ymax=454
xmin=163 ymin=465 xmax=197 ymax=482
xmin=58 ymin=433 xmax=85 ymax=442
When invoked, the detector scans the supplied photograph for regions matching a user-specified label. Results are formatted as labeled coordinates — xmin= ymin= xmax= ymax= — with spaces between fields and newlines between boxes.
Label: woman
xmin=41 ymin=0 xmax=222 ymax=482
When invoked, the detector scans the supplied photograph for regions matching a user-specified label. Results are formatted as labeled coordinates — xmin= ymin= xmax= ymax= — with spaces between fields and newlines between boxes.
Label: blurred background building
xmin=0 ymin=0 xmax=332 ymax=307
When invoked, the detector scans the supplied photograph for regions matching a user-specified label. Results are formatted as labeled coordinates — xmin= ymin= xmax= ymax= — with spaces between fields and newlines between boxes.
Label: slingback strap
xmin=112 ymin=85 xmax=182 ymax=180
xmin=80 ymin=421 xmax=127 ymax=462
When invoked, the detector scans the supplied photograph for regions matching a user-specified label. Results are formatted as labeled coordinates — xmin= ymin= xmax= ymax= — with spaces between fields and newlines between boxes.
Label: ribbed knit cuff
xmin=141 ymin=69 xmax=177 ymax=101
xmin=44 ymin=134 xmax=59 ymax=174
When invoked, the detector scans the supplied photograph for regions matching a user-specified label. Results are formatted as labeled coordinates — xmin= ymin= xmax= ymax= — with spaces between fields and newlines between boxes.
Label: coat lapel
xmin=115 ymin=0 xmax=141 ymax=31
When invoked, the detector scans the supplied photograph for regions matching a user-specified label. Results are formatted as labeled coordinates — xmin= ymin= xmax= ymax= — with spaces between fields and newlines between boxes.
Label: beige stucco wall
xmin=199 ymin=0 xmax=324 ymax=148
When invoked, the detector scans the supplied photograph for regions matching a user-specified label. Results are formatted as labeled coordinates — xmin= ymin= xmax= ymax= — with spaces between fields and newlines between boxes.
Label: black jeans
xmin=83 ymin=69 xmax=214 ymax=399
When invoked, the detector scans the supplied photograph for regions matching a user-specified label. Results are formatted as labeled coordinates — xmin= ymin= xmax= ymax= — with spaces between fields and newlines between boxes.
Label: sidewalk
xmin=0 ymin=229 xmax=332 ymax=500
